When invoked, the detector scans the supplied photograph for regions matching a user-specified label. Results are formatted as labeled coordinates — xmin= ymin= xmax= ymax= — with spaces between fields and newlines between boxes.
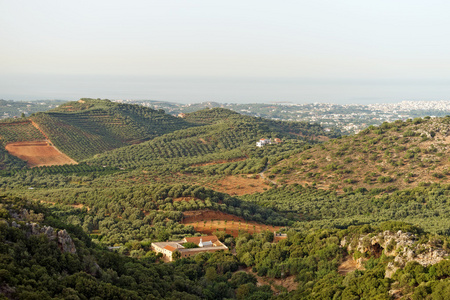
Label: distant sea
xmin=1 ymin=74 xmax=450 ymax=104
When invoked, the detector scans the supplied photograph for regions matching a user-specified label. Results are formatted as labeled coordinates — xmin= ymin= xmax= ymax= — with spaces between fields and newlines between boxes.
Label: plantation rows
xmin=0 ymin=121 xmax=45 ymax=146
xmin=29 ymin=100 xmax=195 ymax=160
xmin=0 ymin=162 xmax=120 ymax=177
xmin=57 ymin=99 xmax=194 ymax=137
xmin=31 ymin=113 xmax=125 ymax=160
xmin=50 ymin=106 xmax=191 ymax=144
xmin=183 ymin=107 xmax=242 ymax=124
xmin=49 ymin=110 xmax=145 ymax=143
xmin=89 ymin=121 xmax=286 ymax=168
xmin=186 ymin=158 xmax=267 ymax=176
xmin=110 ymin=104 xmax=194 ymax=135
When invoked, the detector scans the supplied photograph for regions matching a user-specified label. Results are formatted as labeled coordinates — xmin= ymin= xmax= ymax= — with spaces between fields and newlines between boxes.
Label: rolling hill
xmin=86 ymin=107 xmax=334 ymax=170
xmin=0 ymin=119 xmax=50 ymax=169
xmin=0 ymin=99 xmax=335 ymax=170
xmin=29 ymin=99 xmax=195 ymax=161
xmin=0 ymin=99 xmax=197 ymax=168
xmin=268 ymin=116 xmax=450 ymax=190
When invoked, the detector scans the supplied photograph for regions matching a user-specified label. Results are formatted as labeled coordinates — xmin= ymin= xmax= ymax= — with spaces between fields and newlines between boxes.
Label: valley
xmin=1 ymin=99 xmax=450 ymax=299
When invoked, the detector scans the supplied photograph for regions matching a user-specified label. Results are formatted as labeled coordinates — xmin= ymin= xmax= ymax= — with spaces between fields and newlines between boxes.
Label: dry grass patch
xmin=208 ymin=175 xmax=271 ymax=196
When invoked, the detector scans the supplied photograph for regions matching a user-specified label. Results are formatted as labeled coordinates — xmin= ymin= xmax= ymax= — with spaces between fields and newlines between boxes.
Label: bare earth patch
xmin=190 ymin=157 xmax=247 ymax=167
xmin=5 ymin=141 xmax=77 ymax=167
xmin=338 ymin=256 xmax=364 ymax=275
xmin=210 ymin=175 xmax=271 ymax=196
xmin=182 ymin=210 xmax=281 ymax=237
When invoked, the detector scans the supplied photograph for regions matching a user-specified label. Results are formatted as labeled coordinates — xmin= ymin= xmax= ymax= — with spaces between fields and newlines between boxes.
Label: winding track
xmin=258 ymin=164 xmax=277 ymax=186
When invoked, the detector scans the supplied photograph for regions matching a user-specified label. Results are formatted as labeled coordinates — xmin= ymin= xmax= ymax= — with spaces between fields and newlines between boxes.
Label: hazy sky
xmin=1 ymin=0 xmax=450 ymax=103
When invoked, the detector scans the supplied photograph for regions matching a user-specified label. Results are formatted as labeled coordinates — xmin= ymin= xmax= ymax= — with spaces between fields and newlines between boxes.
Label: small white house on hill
xmin=256 ymin=138 xmax=271 ymax=147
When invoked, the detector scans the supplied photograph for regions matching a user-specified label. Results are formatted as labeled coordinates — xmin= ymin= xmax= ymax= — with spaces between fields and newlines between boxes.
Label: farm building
xmin=151 ymin=235 xmax=228 ymax=261
xmin=256 ymin=138 xmax=282 ymax=147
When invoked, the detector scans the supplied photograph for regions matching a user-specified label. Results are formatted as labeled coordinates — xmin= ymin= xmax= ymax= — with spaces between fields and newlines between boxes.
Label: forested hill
xmin=28 ymin=99 xmax=195 ymax=160
xmin=183 ymin=108 xmax=245 ymax=124
xmin=184 ymin=107 xmax=338 ymax=139
xmin=269 ymin=116 xmax=450 ymax=190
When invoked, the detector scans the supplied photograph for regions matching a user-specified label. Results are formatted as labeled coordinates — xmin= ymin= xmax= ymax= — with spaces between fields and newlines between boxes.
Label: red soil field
xmin=5 ymin=141 xmax=77 ymax=167
xmin=182 ymin=210 xmax=282 ymax=237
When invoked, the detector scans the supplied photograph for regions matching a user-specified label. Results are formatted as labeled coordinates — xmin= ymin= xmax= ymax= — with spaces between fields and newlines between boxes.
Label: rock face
xmin=342 ymin=230 xmax=448 ymax=278
xmin=27 ymin=222 xmax=77 ymax=254
xmin=5 ymin=208 xmax=76 ymax=254
xmin=57 ymin=229 xmax=77 ymax=254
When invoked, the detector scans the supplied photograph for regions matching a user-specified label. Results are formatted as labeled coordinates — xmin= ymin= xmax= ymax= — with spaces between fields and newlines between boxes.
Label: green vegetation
xmin=271 ymin=116 xmax=450 ymax=190
xmin=0 ymin=195 xmax=271 ymax=299
xmin=2 ymin=102 xmax=450 ymax=298
xmin=242 ymin=183 xmax=450 ymax=235
xmin=30 ymin=99 xmax=195 ymax=160
xmin=0 ymin=147 xmax=27 ymax=170
xmin=0 ymin=120 xmax=45 ymax=146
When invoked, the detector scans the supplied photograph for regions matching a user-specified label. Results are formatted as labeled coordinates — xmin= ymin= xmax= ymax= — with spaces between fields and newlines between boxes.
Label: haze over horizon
xmin=2 ymin=0 xmax=450 ymax=104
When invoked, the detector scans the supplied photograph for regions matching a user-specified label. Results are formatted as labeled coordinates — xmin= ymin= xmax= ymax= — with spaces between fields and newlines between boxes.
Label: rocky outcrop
xmin=3 ymin=206 xmax=76 ymax=254
xmin=27 ymin=222 xmax=77 ymax=254
xmin=57 ymin=229 xmax=77 ymax=254
xmin=342 ymin=230 xmax=448 ymax=278
xmin=29 ymin=223 xmax=55 ymax=239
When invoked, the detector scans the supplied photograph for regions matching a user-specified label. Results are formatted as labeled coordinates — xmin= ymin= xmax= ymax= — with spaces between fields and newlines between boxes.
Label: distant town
xmin=2 ymin=98 xmax=450 ymax=134
xmin=116 ymin=99 xmax=450 ymax=134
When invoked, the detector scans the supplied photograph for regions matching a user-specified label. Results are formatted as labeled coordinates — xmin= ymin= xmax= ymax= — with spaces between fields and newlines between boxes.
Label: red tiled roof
xmin=184 ymin=236 xmax=218 ymax=245
xmin=164 ymin=245 xmax=176 ymax=252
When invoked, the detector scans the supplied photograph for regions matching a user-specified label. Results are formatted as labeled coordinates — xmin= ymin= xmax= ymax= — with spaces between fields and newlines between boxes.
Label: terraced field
xmin=0 ymin=120 xmax=45 ymax=146
xmin=29 ymin=99 xmax=194 ymax=160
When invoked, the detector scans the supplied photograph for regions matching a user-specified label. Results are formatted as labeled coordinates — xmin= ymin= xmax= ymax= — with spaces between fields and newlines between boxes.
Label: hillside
xmin=0 ymin=119 xmax=48 ymax=169
xmin=86 ymin=107 xmax=332 ymax=171
xmin=0 ymin=101 xmax=334 ymax=169
xmin=29 ymin=99 xmax=195 ymax=160
xmin=269 ymin=116 xmax=450 ymax=190
xmin=183 ymin=107 xmax=335 ymax=140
